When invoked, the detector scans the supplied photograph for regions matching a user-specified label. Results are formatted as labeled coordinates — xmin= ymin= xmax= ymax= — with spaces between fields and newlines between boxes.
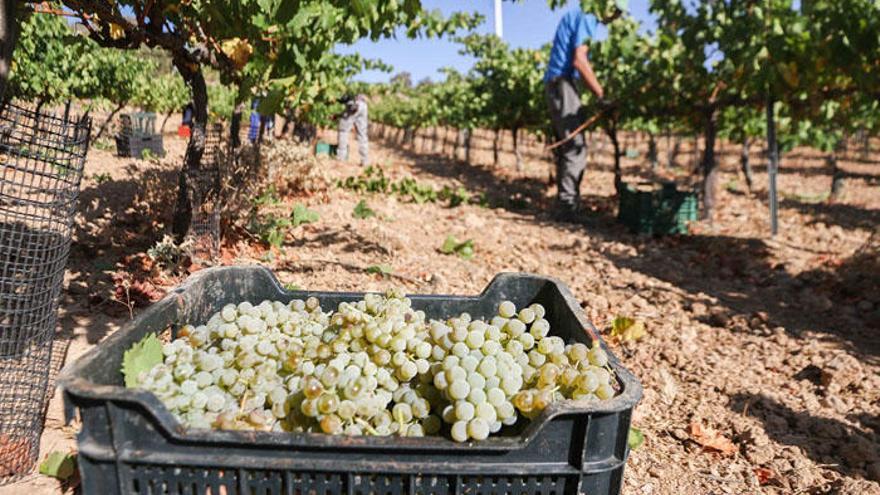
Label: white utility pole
xmin=494 ymin=0 xmax=503 ymax=38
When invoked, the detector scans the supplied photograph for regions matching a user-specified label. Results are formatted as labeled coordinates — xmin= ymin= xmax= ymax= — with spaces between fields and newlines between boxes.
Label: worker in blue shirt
xmin=545 ymin=1 xmax=624 ymax=222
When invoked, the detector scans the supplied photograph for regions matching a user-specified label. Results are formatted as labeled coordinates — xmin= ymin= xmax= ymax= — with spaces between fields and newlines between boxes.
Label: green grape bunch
xmin=135 ymin=291 xmax=619 ymax=442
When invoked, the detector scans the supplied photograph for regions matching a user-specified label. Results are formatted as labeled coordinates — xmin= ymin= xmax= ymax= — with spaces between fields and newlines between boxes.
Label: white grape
xmin=498 ymin=301 xmax=516 ymax=318
xmin=467 ymin=418 xmax=490 ymax=440
xmin=451 ymin=421 xmax=469 ymax=442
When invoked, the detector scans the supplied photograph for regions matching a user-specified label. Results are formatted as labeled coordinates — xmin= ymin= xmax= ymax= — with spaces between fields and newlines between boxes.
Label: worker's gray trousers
xmin=545 ymin=77 xmax=587 ymax=210
xmin=338 ymin=101 xmax=369 ymax=166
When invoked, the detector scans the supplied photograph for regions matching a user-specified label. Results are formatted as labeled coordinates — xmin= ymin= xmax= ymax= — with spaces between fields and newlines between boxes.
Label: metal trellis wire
xmin=0 ymin=101 xmax=91 ymax=484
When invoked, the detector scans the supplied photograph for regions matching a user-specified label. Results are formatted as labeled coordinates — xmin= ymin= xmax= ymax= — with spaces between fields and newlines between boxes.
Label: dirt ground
xmin=3 ymin=123 xmax=879 ymax=495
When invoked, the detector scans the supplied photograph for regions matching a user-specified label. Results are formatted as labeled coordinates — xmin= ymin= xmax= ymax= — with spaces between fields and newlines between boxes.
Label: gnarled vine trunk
xmin=701 ymin=109 xmax=718 ymax=222
xmin=160 ymin=110 xmax=174 ymax=134
xmin=648 ymin=132 xmax=658 ymax=172
xmin=0 ymin=0 xmax=18 ymax=102
xmin=668 ymin=134 xmax=681 ymax=169
xmin=493 ymin=129 xmax=501 ymax=166
xmin=606 ymin=124 xmax=622 ymax=193
xmin=740 ymin=139 xmax=754 ymax=192
xmin=94 ymin=102 xmax=125 ymax=141
xmin=829 ymin=139 xmax=846 ymax=201
xmin=512 ymin=127 xmax=523 ymax=171
xmin=172 ymin=59 xmax=209 ymax=242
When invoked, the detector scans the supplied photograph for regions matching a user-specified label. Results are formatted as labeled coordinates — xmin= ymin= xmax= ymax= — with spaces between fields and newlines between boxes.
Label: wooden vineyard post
xmin=766 ymin=93 xmax=779 ymax=237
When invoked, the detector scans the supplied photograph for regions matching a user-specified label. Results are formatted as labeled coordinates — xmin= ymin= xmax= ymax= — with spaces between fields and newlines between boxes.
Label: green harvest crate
xmin=617 ymin=181 xmax=698 ymax=235
xmin=315 ymin=142 xmax=338 ymax=156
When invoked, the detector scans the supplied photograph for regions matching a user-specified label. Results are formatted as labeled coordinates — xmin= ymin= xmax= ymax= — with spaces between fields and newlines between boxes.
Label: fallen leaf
xmin=39 ymin=451 xmax=76 ymax=480
xmin=688 ymin=422 xmax=737 ymax=455
xmin=754 ymin=467 xmax=775 ymax=485
xmin=610 ymin=316 xmax=646 ymax=342
xmin=658 ymin=367 xmax=678 ymax=405
xmin=628 ymin=427 xmax=645 ymax=450
xmin=220 ymin=247 xmax=237 ymax=265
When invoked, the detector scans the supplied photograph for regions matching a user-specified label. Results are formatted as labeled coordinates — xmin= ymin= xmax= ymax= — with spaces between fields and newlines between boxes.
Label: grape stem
xmin=354 ymin=417 xmax=379 ymax=435
xmin=238 ymin=389 xmax=250 ymax=416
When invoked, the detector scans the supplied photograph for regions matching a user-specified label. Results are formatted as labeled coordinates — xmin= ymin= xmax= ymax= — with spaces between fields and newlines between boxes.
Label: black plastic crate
xmin=59 ymin=266 xmax=642 ymax=495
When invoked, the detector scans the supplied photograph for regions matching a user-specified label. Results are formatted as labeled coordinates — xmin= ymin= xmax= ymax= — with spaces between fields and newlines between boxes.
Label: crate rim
xmin=59 ymin=266 xmax=642 ymax=452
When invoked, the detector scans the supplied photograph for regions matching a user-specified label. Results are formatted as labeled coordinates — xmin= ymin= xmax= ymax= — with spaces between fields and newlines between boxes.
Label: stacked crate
xmin=116 ymin=112 xmax=165 ymax=158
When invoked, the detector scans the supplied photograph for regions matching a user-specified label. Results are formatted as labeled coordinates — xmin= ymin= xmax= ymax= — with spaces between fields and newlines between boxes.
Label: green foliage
xmin=439 ymin=186 xmax=471 ymax=208
xmin=291 ymin=203 xmax=320 ymax=226
xmin=207 ymin=82 xmax=237 ymax=122
xmin=610 ymin=316 xmax=646 ymax=342
xmin=10 ymin=11 xmax=84 ymax=103
xmin=39 ymin=452 xmax=77 ymax=480
xmin=365 ymin=264 xmax=393 ymax=277
xmin=627 ymin=427 xmax=645 ymax=450
xmin=122 ymin=333 xmax=163 ymax=388
xmin=135 ymin=73 xmax=189 ymax=115
xmin=440 ymin=235 xmax=475 ymax=260
xmin=10 ymin=10 xmax=147 ymax=107
xmin=338 ymin=165 xmax=392 ymax=194
xmin=249 ymin=212 xmax=290 ymax=248
xmin=254 ymin=186 xmax=282 ymax=207
xmin=352 ymin=200 xmax=377 ymax=219
xmin=339 ymin=166 xmax=477 ymax=207
xmin=248 ymin=203 xmax=318 ymax=249
xmin=459 ymin=34 xmax=548 ymax=135
xmin=92 ymin=173 xmax=112 ymax=184
xmin=393 ymin=177 xmax=438 ymax=204
xmin=370 ymin=35 xmax=548 ymax=140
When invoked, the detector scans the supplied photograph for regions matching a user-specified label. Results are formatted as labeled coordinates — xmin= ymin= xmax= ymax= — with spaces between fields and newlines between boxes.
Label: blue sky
xmin=336 ymin=0 xmax=655 ymax=83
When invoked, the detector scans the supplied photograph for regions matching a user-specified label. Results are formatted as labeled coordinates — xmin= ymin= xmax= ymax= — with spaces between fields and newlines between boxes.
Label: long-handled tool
xmin=545 ymin=109 xmax=607 ymax=151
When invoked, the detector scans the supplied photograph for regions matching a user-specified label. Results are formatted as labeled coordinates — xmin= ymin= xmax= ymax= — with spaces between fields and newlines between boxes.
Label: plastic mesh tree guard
xmin=0 ymin=101 xmax=91 ymax=483
xmin=186 ymin=124 xmax=226 ymax=263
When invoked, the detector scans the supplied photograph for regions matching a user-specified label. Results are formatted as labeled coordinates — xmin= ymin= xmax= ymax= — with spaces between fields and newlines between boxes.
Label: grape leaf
xmin=39 ymin=451 xmax=76 ymax=480
xmin=610 ymin=316 xmax=646 ymax=342
xmin=121 ymin=333 xmax=163 ymax=388
xmin=627 ymin=427 xmax=645 ymax=451
xmin=290 ymin=203 xmax=319 ymax=226
xmin=365 ymin=264 xmax=393 ymax=276
xmin=352 ymin=200 xmax=376 ymax=219
xmin=440 ymin=235 xmax=459 ymax=254
xmin=440 ymin=235 xmax=474 ymax=259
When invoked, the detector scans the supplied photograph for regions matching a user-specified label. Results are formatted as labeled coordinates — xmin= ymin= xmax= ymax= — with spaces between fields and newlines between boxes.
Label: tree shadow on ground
xmin=728 ymin=393 xmax=879 ymax=482
xmin=595 ymin=219 xmax=880 ymax=363
xmin=780 ymin=197 xmax=880 ymax=231
xmin=65 ymin=162 xmax=180 ymax=344
xmin=289 ymin=226 xmax=392 ymax=257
